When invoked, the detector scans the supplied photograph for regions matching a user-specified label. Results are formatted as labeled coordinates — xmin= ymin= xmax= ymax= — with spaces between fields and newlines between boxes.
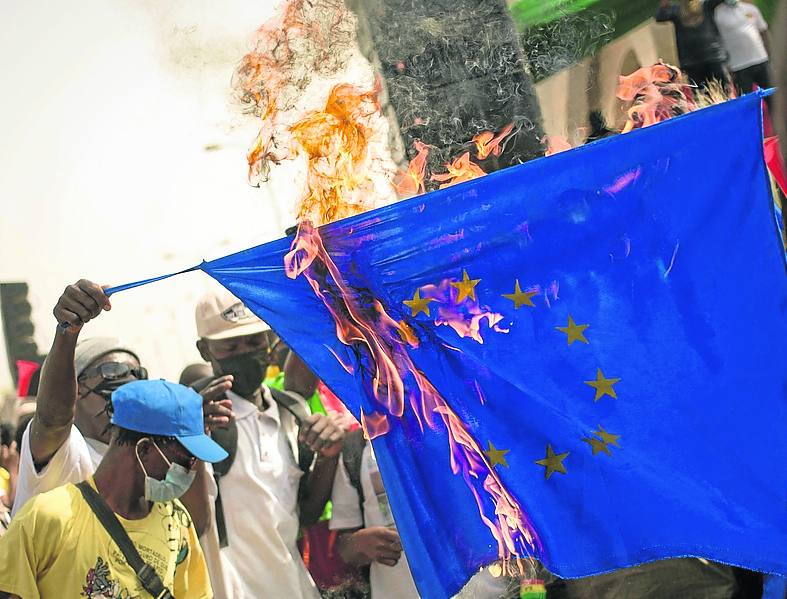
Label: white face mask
xmin=135 ymin=439 xmax=196 ymax=502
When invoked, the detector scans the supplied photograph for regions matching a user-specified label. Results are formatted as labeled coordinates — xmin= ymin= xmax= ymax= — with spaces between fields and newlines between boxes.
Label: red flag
xmin=16 ymin=360 xmax=40 ymax=397
xmin=764 ymin=137 xmax=787 ymax=196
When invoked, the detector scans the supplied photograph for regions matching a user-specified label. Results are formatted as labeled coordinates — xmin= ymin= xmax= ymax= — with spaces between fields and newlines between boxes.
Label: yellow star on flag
xmin=534 ymin=444 xmax=569 ymax=479
xmin=584 ymin=368 xmax=621 ymax=401
xmin=502 ymin=279 xmax=538 ymax=309
xmin=450 ymin=269 xmax=480 ymax=303
xmin=582 ymin=436 xmax=613 ymax=456
xmin=483 ymin=441 xmax=510 ymax=468
xmin=555 ymin=314 xmax=589 ymax=345
xmin=403 ymin=289 xmax=435 ymax=317
xmin=594 ymin=425 xmax=621 ymax=447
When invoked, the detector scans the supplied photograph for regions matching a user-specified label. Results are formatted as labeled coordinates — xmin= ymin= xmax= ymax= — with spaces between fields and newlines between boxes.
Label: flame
xmin=238 ymin=5 xmax=542 ymax=567
xmin=235 ymin=0 xmax=357 ymax=186
xmin=473 ymin=123 xmax=514 ymax=160
xmin=246 ymin=102 xmax=285 ymax=185
xmin=431 ymin=152 xmax=487 ymax=189
xmin=361 ymin=409 xmax=390 ymax=439
xmin=283 ymin=222 xmax=538 ymax=565
xmin=289 ymin=83 xmax=383 ymax=226
xmin=422 ymin=280 xmax=508 ymax=344
xmin=617 ymin=62 xmax=697 ymax=133
xmin=394 ymin=140 xmax=430 ymax=197
xmin=544 ymin=136 xmax=573 ymax=157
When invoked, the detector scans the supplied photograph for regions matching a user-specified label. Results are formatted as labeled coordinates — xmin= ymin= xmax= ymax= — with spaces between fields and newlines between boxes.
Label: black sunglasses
xmin=82 ymin=362 xmax=149 ymax=382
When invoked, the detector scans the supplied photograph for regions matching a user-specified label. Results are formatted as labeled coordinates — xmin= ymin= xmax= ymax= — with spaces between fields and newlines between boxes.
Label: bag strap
xmin=341 ymin=429 xmax=366 ymax=518
xmin=76 ymin=481 xmax=174 ymax=599
xmin=269 ymin=387 xmax=315 ymax=473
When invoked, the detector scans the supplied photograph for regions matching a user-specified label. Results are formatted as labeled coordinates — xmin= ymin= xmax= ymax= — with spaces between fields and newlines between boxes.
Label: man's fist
xmin=298 ymin=412 xmax=345 ymax=457
xmin=347 ymin=527 xmax=403 ymax=567
xmin=197 ymin=375 xmax=234 ymax=432
xmin=53 ymin=280 xmax=110 ymax=332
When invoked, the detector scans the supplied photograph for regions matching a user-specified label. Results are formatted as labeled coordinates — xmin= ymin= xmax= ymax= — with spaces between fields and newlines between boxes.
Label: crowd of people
xmin=0 ymin=280 xmax=428 ymax=599
xmin=656 ymin=0 xmax=772 ymax=94
xmin=0 ymin=2 xmax=782 ymax=597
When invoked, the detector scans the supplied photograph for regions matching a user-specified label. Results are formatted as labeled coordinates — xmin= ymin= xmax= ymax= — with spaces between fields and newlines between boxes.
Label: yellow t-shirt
xmin=0 ymin=468 xmax=9 ymax=496
xmin=0 ymin=478 xmax=212 ymax=598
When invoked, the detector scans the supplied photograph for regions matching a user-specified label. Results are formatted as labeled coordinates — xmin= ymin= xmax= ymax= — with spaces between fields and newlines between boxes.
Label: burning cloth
xmin=112 ymin=92 xmax=786 ymax=598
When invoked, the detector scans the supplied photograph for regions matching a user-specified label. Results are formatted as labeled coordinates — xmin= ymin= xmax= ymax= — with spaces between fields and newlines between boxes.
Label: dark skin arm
xmin=297 ymin=413 xmax=345 ymax=526
xmin=283 ymin=351 xmax=318 ymax=399
xmin=179 ymin=461 xmax=211 ymax=536
xmin=336 ymin=526 xmax=403 ymax=567
xmin=0 ymin=592 xmax=21 ymax=598
xmin=31 ymin=280 xmax=110 ymax=466
xmin=184 ymin=375 xmax=234 ymax=537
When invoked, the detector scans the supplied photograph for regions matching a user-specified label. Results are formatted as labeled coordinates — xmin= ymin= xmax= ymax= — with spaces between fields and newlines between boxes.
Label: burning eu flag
xmin=198 ymin=92 xmax=786 ymax=598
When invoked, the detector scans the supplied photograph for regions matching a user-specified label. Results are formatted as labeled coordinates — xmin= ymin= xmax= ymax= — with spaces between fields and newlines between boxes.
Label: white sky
xmin=0 ymin=0 xmax=309 ymax=392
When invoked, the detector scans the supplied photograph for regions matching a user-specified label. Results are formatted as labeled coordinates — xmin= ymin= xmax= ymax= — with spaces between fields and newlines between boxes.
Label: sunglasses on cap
xmin=81 ymin=362 xmax=149 ymax=382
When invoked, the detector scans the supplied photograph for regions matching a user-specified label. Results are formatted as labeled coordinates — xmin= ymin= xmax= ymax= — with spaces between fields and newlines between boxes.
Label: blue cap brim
xmin=177 ymin=433 xmax=229 ymax=463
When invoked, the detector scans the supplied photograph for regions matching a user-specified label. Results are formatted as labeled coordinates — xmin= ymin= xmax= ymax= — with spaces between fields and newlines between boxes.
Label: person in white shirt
xmin=193 ymin=287 xmax=346 ymax=599
xmin=329 ymin=432 xmax=419 ymax=599
xmin=12 ymin=279 xmax=222 ymax=538
xmin=714 ymin=0 xmax=772 ymax=94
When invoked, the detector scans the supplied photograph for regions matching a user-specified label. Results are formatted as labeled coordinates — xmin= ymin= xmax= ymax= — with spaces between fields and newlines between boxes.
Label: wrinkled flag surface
xmin=193 ymin=93 xmax=786 ymax=598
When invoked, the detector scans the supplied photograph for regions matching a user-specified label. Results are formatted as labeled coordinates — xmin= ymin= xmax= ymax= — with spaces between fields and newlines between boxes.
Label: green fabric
xmin=511 ymin=0 xmax=779 ymax=81
xmin=265 ymin=372 xmax=326 ymax=415
xmin=265 ymin=373 xmax=332 ymax=522
xmin=511 ymin=0 xmax=778 ymax=29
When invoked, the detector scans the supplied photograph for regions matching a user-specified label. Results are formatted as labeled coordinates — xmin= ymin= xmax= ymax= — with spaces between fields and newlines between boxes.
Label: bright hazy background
xmin=0 ymin=0 xmax=304 ymax=392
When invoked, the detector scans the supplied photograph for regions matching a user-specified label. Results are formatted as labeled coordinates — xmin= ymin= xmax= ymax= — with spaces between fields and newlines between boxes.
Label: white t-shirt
xmin=330 ymin=443 xmax=420 ymax=599
xmin=200 ymin=389 xmax=320 ymax=599
xmin=12 ymin=424 xmax=105 ymax=517
xmin=715 ymin=2 xmax=768 ymax=71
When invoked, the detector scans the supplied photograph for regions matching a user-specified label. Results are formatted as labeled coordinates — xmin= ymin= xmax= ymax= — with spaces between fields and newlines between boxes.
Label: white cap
xmin=195 ymin=287 xmax=270 ymax=340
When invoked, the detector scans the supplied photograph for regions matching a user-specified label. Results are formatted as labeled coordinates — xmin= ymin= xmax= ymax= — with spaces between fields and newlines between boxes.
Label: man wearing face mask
xmin=0 ymin=379 xmax=226 ymax=598
xmin=193 ymin=288 xmax=345 ymax=599
xmin=12 ymin=279 xmax=226 ymax=537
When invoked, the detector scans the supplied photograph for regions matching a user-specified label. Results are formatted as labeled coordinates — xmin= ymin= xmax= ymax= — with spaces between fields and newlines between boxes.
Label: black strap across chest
xmin=76 ymin=481 xmax=175 ymax=599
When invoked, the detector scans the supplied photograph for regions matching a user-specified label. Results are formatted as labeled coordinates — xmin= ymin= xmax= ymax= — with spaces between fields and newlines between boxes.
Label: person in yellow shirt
xmin=0 ymin=378 xmax=228 ymax=598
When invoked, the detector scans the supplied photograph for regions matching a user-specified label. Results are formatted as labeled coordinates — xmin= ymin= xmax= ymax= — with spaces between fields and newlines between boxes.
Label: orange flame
xmin=246 ymin=102 xmax=285 ymax=185
xmin=473 ymin=123 xmax=514 ymax=160
xmin=394 ymin=140 xmax=430 ymax=197
xmin=544 ymin=135 xmax=573 ymax=157
xmin=238 ymin=4 xmax=540 ymax=566
xmin=431 ymin=152 xmax=487 ymax=189
xmin=289 ymin=83 xmax=383 ymax=226
xmin=361 ymin=409 xmax=390 ymax=439
xmin=616 ymin=62 xmax=696 ymax=133
xmin=284 ymin=223 xmax=539 ymax=564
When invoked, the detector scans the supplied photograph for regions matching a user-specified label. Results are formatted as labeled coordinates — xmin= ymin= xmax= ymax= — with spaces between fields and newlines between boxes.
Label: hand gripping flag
xmin=111 ymin=93 xmax=787 ymax=598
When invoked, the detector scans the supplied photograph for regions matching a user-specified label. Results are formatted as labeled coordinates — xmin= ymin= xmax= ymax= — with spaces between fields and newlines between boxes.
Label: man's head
xmin=108 ymin=379 xmax=228 ymax=501
xmin=178 ymin=363 xmax=214 ymax=387
xmin=74 ymin=338 xmax=146 ymax=444
xmin=195 ymin=288 xmax=282 ymax=398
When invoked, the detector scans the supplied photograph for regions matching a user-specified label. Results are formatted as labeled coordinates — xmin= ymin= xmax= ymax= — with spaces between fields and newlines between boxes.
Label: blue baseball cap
xmin=111 ymin=379 xmax=228 ymax=463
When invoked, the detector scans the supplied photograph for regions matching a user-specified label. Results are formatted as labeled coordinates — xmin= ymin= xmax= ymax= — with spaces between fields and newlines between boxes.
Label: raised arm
xmin=297 ymin=413 xmax=345 ymax=526
xmin=29 ymin=280 xmax=110 ymax=466
xmin=283 ymin=350 xmax=319 ymax=400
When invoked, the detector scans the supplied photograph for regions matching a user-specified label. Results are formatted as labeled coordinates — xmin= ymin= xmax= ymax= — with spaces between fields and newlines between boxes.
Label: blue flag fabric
xmin=200 ymin=93 xmax=786 ymax=598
